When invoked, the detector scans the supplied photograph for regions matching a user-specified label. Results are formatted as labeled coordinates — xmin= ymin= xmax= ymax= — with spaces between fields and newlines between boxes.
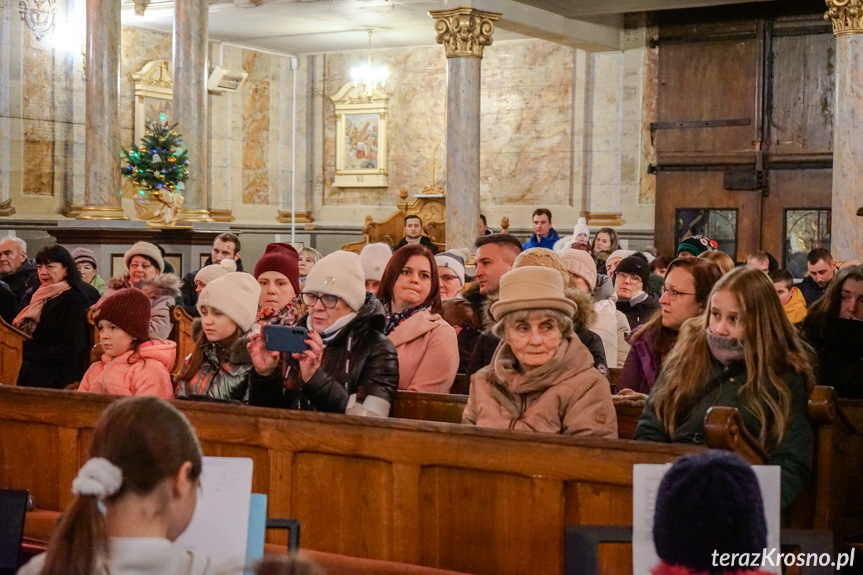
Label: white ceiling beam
xmin=466 ymin=0 xmax=622 ymax=52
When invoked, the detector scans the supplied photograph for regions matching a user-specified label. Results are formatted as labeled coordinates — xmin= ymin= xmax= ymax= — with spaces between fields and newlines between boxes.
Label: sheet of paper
xmin=632 ymin=463 xmax=781 ymax=575
xmin=176 ymin=456 xmax=254 ymax=575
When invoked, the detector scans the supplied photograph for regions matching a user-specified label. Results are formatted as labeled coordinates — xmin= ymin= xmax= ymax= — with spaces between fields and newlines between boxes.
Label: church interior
xmin=3 ymin=0 xmax=863 ymax=573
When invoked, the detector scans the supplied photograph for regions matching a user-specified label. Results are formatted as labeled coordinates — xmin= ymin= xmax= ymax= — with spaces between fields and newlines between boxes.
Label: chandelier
xmin=350 ymin=30 xmax=388 ymax=97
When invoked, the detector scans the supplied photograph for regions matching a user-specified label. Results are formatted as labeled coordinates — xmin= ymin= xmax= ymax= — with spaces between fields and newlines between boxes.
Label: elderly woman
xmin=377 ymin=244 xmax=459 ymax=393
xmin=462 ymin=266 xmax=617 ymax=436
xmin=102 ymin=242 xmax=180 ymax=339
xmin=15 ymin=245 xmax=91 ymax=388
xmin=254 ymin=242 xmax=301 ymax=326
xmin=248 ymin=250 xmax=399 ymax=416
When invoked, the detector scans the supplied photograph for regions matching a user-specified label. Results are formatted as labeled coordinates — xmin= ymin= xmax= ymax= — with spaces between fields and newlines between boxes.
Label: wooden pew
xmin=0 ymin=317 xmax=27 ymax=385
xmin=169 ymin=306 xmax=195 ymax=375
xmin=0 ymin=386 xmax=703 ymax=575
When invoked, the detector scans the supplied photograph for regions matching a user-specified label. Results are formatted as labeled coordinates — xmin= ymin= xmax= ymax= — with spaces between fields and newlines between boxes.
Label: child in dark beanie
xmin=652 ymin=450 xmax=772 ymax=575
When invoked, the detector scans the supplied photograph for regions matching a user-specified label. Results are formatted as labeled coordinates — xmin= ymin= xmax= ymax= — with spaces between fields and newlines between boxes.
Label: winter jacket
xmin=394 ymin=235 xmax=440 ymax=254
xmin=0 ymin=258 xmax=38 ymax=307
xmin=616 ymin=323 xmax=673 ymax=394
xmin=463 ymin=334 xmax=617 ymax=436
xmin=522 ymin=228 xmax=560 ymax=251
xmin=798 ymin=275 xmax=827 ymax=307
xmin=634 ymin=360 xmax=813 ymax=509
xmin=18 ymin=537 xmax=220 ymax=575
xmin=616 ymin=310 xmax=632 ymax=368
xmin=465 ymin=288 xmax=609 ymax=377
xmin=440 ymin=297 xmax=484 ymax=375
xmin=388 ymin=309 xmax=459 ymax=393
xmin=461 ymin=281 xmax=489 ymax=328
xmin=249 ymin=292 xmax=399 ymax=414
xmin=177 ymin=320 xmax=253 ymax=402
xmin=802 ymin=316 xmax=863 ymax=399
xmin=89 ymin=273 xmax=107 ymax=296
xmin=591 ymin=275 xmax=620 ymax=368
xmin=783 ymin=287 xmax=808 ymax=324
xmin=78 ymin=340 xmax=176 ymax=398
xmin=16 ymin=284 xmax=90 ymax=389
xmin=104 ymin=274 xmax=181 ymax=339
xmin=617 ymin=291 xmax=661 ymax=330
xmin=0 ymin=279 xmax=17 ymax=324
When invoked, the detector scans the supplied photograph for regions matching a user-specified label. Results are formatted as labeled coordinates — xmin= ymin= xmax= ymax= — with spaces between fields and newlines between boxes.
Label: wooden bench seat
xmin=0 ymin=317 xmax=27 ymax=385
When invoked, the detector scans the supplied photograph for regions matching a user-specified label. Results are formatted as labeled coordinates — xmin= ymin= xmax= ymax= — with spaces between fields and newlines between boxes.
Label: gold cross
xmin=425 ymin=154 xmax=441 ymax=186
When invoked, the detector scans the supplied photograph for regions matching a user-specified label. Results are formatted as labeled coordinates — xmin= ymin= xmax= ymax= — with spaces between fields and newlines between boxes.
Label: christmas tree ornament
xmin=138 ymin=146 xmax=147 ymax=154
xmin=168 ymin=156 xmax=176 ymax=163
xmin=152 ymin=153 xmax=162 ymax=162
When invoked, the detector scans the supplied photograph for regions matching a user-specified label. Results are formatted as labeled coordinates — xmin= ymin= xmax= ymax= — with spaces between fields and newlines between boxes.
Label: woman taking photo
xmin=462 ymin=266 xmax=617 ymax=436
xmin=618 ymin=258 xmax=722 ymax=394
xmin=254 ymin=242 xmax=302 ymax=327
xmin=635 ymin=267 xmax=815 ymax=509
xmin=377 ymin=244 xmax=459 ymax=393
xmin=14 ymin=244 xmax=91 ymax=389
xmin=248 ymin=250 xmax=399 ymax=416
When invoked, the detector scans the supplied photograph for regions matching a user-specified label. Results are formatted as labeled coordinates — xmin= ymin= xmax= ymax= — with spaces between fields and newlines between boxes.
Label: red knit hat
xmin=254 ymin=243 xmax=300 ymax=295
xmin=94 ymin=287 xmax=151 ymax=342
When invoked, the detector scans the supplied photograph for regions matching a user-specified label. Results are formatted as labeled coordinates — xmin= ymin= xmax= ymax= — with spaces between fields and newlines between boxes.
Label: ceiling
xmin=120 ymin=0 xmax=781 ymax=55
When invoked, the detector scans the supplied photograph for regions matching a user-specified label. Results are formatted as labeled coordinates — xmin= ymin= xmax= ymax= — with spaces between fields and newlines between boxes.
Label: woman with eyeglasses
xmin=617 ymin=258 xmax=723 ymax=394
xmin=614 ymin=254 xmax=660 ymax=330
xmin=247 ymin=250 xmax=399 ymax=416
xmin=377 ymin=245 xmax=459 ymax=393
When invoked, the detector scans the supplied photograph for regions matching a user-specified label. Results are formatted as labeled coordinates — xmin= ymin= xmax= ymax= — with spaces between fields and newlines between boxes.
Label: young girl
xmin=18 ymin=396 xmax=219 ymax=575
xmin=78 ymin=288 xmax=176 ymax=399
xmin=635 ymin=266 xmax=815 ymax=509
xmin=175 ymin=272 xmax=261 ymax=401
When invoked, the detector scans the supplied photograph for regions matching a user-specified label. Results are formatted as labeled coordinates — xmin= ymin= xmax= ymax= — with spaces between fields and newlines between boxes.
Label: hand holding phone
xmin=263 ymin=325 xmax=310 ymax=354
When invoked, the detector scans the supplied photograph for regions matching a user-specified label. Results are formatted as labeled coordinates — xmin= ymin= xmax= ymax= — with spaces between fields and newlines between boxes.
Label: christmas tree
xmin=120 ymin=118 xmax=189 ymax=202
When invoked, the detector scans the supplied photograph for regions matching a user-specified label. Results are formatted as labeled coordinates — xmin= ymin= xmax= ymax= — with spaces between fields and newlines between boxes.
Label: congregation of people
xmin=3 ymin=206 xmax=863 ymax=515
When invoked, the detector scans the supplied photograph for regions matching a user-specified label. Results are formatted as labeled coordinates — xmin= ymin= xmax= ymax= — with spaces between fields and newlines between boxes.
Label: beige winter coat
xmin=388 ymin=309 xmax=459 ymax=393
xmin=463 ymin=334 xmax=618 ymax=436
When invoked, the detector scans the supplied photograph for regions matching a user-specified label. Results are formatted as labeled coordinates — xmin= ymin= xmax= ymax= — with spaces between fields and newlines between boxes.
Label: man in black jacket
xmin=393 ymin=215 xmax=439 ymax=254
xmin=180 ymin=232 xmax=244 ymax=315
xmin=798 ymin=247 xmax=835 ymax=307
xmin=0 ymin=236 xmax=38 ymax=307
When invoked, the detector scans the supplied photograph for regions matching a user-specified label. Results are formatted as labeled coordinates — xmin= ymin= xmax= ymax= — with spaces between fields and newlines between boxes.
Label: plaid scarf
xmin=384 ymin=304 xmax=429 ymax=336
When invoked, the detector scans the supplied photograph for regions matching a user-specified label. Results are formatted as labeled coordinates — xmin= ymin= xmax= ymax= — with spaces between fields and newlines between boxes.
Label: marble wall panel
xmin=242 ymin=50 xmax=270 ymax=205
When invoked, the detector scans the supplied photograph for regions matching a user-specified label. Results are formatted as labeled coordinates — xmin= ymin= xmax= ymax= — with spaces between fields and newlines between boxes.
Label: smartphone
xmin=262 ymin=324 xmax=310 ymax=354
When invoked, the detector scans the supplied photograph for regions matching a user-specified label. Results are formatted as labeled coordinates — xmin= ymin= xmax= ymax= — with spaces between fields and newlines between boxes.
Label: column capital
xmin=826 ymin=0 xmax=863 ymax=36
xmin=428 ymin=7 xmax=501 ymax=58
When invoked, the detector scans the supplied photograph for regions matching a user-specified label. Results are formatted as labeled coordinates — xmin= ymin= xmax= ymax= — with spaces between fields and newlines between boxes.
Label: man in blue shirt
xmin=522 ymin=208 xmax=559 ymax=250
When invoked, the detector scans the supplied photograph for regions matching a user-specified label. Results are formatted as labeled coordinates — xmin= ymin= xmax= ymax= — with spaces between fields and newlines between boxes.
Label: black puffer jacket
xmin=249 ymin=292 xmax=399 ymax=413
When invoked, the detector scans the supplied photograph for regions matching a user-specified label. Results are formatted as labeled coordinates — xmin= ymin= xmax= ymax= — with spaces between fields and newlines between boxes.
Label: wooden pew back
xmin=0 ymin=317 xmax=27 ymax=385
xmin=169 ymin=306 xmax=195 ymax=375
xmin=0 ymin=386 xmax=702 ymax=575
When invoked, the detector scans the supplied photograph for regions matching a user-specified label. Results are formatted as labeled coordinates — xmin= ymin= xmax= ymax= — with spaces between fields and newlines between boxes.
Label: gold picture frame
xmin=331 ymin=81 xmax=388 ymax=188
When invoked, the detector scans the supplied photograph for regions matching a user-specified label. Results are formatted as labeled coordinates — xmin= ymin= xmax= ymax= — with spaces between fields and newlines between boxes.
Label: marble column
xmin=827 ymin=1 xmax=863 ymax=260
xmin=77 ymin=0 xmax=127 ymax=220
xmin=173 ymin=0 xmax=213 ymax=222
xmin=429 ymin=8 xmax=499 ymax=252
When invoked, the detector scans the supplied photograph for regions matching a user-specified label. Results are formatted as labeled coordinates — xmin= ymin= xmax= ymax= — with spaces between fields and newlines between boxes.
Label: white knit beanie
xmin=560 ymin=248 xmax=598 ymax=292
xmin=198 ymin=272 xmax=262 ymax=332
xmin=359 ymin=243 xmax=392 ymax=282
xmin=194 ymin=259 xmax=237 ymax=286
xmin=434 ymin=252 xmax=465 ymax=285
xmin=606 ymin=249 xmax=634 ymax=265
xmin=303 ymin=250 xmax=366 ymax=311
xmin=124 ymin=242 xmax=164 ymax=273
xmin=572 ymin=217 xmax=590 ymax=239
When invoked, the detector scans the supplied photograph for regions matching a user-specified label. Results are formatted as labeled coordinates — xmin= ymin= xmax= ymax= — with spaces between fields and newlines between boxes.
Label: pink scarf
xmin=13 ymin=281 xmax=71 ymax=335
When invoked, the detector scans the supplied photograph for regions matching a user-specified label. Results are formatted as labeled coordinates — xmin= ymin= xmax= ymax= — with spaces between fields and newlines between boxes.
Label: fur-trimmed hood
xmin=191 ymin=318 xmax=253 ymax=365
xmin=108 ymin=273 xmax=182 ymax=301
xmin=483 ymin=285 xmax=596 ymax=331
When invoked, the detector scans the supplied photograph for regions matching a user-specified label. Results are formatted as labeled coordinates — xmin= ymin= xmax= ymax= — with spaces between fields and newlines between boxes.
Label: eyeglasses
xmin=301 ymin=292 xmax=341 ymax=309
xmin=440 ymin=273 xmax=460 ymax=283
xmin=616 ymin=272 xmax=643 ymax=284
xmin=660 ymin=286 xmax=696 ymax=301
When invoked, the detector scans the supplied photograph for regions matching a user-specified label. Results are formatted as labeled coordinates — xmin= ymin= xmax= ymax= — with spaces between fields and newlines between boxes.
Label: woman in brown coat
xmin=462 ymin=266 xmax=617 ymax=436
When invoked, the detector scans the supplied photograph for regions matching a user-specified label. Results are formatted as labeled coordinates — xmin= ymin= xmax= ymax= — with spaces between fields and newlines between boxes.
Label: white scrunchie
xmin=71 ymin=457 xmax=123 ymax=499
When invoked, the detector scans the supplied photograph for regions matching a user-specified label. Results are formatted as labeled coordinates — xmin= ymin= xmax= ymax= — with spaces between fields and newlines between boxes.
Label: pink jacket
xmin=387 ymin=309 xmax=459 ymax=393
xmin=463 ymin=335 xmax=617 ymax=437
xmin=78 ymin=340 xmax=176 ymax=399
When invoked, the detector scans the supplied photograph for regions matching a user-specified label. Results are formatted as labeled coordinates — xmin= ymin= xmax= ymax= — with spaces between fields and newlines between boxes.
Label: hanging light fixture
xmin=350 ymin=30 xmax=388 ymax=97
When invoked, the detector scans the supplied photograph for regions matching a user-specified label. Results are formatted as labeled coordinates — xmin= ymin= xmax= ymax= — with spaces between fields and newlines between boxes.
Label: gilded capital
xmin=428 ymin=8 xmax=501 ymax=58
xmin=826 ymin=0 xmax=863 ymax=36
